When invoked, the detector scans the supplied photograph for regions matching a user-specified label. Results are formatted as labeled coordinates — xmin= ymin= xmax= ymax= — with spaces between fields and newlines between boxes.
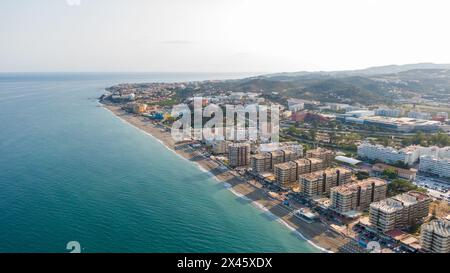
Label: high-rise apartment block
xmin=330 ymin=178 xmax=387 ymax=214
xmin=299 ymin=167 xmax=352 ymax=198
xmin=228 ymin=143 xmax=250 ymax=167
xmin=250 ymin=148 xmax=301 ymax=173
xmin=273 ymin=158 xmax=324 ymax=188
xmin=420 ymin=219 xmax=450 ymax=253
xmin=369 ymin=191 xmax=431 ymax=232
xmin=306 ymin=148 xmax=335 ymax=167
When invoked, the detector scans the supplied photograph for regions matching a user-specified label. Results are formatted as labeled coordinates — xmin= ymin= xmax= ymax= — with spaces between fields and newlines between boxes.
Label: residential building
xmin=273 ymin=158 xmax=324 ymax=188
xmin=228 ymin=143 xmax=250 ymax=167
xmin=345 ymin=110 xmax=375 ymax=118
xmin=357 ymin=142 xmax=422 ymax=166
xmin=369 ymin=191 xmax=431 ymax=232
xmin=212 ymin=140 xmax=230 ymax=155
xmin=299 ymin=168 xmax=352 ymax=198
xmin=282 ymin=148 xmax=299 ymax=162
xmin=250 ymin=148 xmax=301 ymax=174
xmin=274 ymin=161 xmax=299 ymax=188
xmin=257 ymin=142 xmax=303 ymax=157
xmin=419 ymin=156 xmax=450 ymax=178
xmin=306 ymin=148 xmax=335 ymax=167
xmin=408 ymin=111 xmax=431 ymax=120
xmin=330 ymin=178 xmax=387 ymax=215
xmin=421 ymin=219 xmax=450 ymax=253
xmin=296 ymin=158 xmax=324 ymax=174
xmin=375 ymin=108 xmax=401 ymax=118
xmin=250 ymin=153 xmax=272 ymax=173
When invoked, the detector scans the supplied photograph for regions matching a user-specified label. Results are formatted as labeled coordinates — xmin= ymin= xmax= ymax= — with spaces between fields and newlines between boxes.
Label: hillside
xmin=207 ymin=64 xmax=450 ymax=105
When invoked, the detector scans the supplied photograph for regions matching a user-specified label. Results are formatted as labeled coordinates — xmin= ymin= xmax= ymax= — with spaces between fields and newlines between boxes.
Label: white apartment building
xmin=408 ymin=111 xmax=431 ymax=120
xmin=418 ymin=146 xmax=450 ymax=178
xmin=375 ymin=108 xmax=401 ymax=118
xmin=419 ymin=156 xmax=450 ymax=178
xmin=357 ymin=142 xmax=421 ymax=166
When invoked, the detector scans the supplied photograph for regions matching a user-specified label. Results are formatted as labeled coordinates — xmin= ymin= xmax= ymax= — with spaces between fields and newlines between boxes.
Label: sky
xmin=1 ymin=0 xmax=450 ymax=73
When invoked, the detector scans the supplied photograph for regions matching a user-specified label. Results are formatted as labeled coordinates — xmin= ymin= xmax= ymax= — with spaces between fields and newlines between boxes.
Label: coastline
xmin=100 ymin=103 xmax=359 ymax=253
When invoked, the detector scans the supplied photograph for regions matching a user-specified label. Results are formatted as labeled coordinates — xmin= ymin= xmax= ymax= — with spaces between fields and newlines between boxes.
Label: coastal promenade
xmin=103 ymin=104 xmax=362 ymax=253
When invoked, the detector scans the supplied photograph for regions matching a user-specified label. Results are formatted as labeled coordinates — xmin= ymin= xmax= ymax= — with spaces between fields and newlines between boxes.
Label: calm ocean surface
xmin=0 ymin=73 xmax=318 ymax=253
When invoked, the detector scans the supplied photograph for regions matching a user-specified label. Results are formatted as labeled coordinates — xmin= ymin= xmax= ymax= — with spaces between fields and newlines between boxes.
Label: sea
xmin=0 ymin=73 xmax=319 ymax=253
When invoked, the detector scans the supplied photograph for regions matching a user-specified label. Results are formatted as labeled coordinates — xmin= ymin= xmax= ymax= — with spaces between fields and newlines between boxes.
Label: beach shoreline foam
xmin=100 ymin=102 xmax=359 ymax=253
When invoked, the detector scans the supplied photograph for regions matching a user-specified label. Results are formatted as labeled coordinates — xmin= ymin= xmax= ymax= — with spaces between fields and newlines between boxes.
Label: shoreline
xmin=100 ymin=102 xmax=359 ymax=253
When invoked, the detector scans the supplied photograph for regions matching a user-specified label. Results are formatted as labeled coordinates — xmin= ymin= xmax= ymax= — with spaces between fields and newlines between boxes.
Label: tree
xmin=309 ymin=129 xmax=317 ymax=142
xmin=329 ymin=132 xmax=338 ymax=144
xmin=356 ymin=171 xmax=370 ymax=180
xmin=381 ymin=137 xmax=390 ymax=147
xmin=429 ymin=201 xmax=450 ymax=218
xmin=383 ymin=168 xmax=398 ymax=180
xmin=430 ymin=132 xmax=450 ymax=147
xmin=412 ymin=131 xmax=426 ymax=146
xmin=387 ymin=179 xmax=426 ymax=197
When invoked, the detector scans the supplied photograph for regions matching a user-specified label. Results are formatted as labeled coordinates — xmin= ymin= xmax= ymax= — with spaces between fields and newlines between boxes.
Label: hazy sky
xmin=1 ymin=0 xmax=450 ymax=73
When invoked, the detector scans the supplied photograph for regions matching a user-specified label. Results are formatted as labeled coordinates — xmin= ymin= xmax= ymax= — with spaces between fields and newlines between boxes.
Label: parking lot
xmin=414 ymin=175 xmax=450 ymax=202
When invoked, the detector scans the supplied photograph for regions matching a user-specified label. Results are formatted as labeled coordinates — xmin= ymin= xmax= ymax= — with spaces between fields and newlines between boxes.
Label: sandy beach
xmin=102 ymin=103 xmax=364 ymax=253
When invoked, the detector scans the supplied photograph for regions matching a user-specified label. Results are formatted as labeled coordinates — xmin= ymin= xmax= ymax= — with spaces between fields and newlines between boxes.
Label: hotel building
xmin=330 ymin=178 xmax=387 ymax=215
xmin=420 ymin=219 xmax=450 ymax=253
xmin=369 ymin=191 xmax=431 ymax=232
xmin=299 ymin=167 xmax=352 ymax=198
xmin=127 ymin=103 xmax=148 ymax=114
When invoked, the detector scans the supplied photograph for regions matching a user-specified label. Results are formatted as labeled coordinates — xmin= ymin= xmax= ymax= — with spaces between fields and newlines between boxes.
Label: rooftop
xmin=307 ymin=148 xmax=335 ymax=155
xmin=300 ymin=167 xmax=351 ymax=181
xmin=371 ymin=191 xmax=430 ymax=212
xmin=251 ymin=153 xmax=268 ymax=160
xmin=373 ymin=163 xmax=417 ymax=175
xmin=335 ymin=156 xmax=362 ymax=166
xmin=274 ymin=161 xmax=297 ymax=171
xmin=362 ymin=116 xmax=441 ymax=126
xmin=371 ymin=198 xmax=404 ymax=213
xmin=229 ymin=143 xmax=250 ymax=148
xmin=332 ymin=178 xmax=386 ymax=195
xmin=294 ymin=157 xmax=323 ymax=165
xmin=422 ymin=219 xmax=450 ymax=237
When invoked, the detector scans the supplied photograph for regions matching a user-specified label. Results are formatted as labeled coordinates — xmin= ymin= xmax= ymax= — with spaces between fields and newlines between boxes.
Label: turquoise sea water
xmin=0 ymin=73 xmax=318 ymax=253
